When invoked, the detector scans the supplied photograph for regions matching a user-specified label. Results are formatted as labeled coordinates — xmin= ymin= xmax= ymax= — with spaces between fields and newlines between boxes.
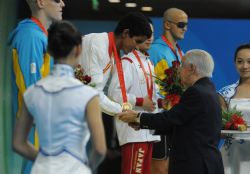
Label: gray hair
xmin=184 ymin=49 xmax=214 ymax=78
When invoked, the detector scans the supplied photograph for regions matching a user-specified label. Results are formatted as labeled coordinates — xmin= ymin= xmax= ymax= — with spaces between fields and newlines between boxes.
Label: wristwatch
xmin=136 ymin=112 xmax=142 ymax=123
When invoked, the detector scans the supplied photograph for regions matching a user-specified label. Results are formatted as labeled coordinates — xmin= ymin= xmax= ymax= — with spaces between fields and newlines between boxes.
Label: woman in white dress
xmin=12 ymin=21 xmax=107 ymax=174
xmin=219 ymin=43 xmax=250 ymax=174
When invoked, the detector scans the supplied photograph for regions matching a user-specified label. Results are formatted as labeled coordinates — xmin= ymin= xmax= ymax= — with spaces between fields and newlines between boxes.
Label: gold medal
xmin=122 ymin=102 xmax=133 ymax=111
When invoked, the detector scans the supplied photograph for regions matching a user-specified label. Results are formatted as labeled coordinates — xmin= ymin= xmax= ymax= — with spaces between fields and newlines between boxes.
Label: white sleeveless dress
xmin=24 ymin=64 xmax=97 ymax=174
xmin=221 ymin=98 xmax=250 ymax=174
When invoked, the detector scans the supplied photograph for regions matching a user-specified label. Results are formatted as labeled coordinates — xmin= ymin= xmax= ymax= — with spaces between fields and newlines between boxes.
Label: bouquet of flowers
xmin=74 ymin=64 xmax=95 ymax=87
xmin=157 ymin=60 xmax=185 ymax=109
xmin=222 ymin=106 xmax=247 ymax=131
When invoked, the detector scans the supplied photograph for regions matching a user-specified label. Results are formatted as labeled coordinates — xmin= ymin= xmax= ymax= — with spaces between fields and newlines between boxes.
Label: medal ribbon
xmin=161 ymin=35 xmax=182 ymax=61
xmin=133 ymin=50 xmax=153 ymax=100
xmin=108 ymin=32 xmax=128 ymax=103
xmin=31 ymin=17 xmax=48 ymax=36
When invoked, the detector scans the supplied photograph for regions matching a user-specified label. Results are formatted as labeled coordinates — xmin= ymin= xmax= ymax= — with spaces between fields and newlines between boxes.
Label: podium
xmin=220 ymin=128 xmax=250 ymax=174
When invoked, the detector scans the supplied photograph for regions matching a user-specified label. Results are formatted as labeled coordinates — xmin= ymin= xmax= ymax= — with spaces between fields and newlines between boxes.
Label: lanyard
xmin=108 ymin=32 xmax=128 ymax=103
xmin=133 ymin=50 xmax=153 ymax=100
xmin=161 ymin=35 xmax=182 ymax=61
xmin=31 ymin=17 xmax=48 ymax=36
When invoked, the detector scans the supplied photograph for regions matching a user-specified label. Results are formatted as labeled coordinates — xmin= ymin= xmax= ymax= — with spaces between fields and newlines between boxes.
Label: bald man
xmin=8 ymin=0 xmax=65 ymax=173
xmin=148 ymin=8 xmax=188 ymax=174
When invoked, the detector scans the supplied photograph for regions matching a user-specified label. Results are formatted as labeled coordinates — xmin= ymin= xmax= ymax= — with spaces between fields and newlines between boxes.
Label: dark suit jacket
xmin=140 ymin=77 xmax=224 ymax=174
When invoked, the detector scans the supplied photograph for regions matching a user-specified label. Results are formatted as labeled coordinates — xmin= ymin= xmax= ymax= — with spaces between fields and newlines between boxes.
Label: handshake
xmin=117 ymin=95 xmax=157 ymax=130
xmin=117 ymin=110 xmax=141 ymax=130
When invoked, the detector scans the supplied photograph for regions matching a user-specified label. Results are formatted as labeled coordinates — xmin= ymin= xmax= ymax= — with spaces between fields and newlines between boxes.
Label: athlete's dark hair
xmin=114 ymin=12 xmax=152 ymax=38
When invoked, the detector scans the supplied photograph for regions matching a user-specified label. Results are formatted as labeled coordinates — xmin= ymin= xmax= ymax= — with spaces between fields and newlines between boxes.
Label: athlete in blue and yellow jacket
xmin=9 ymin=18 xmax=51 ymax=120
xmin=9 ymin=18 xmax=51 ymax=174
xmin=8 ymin=0 xmax=65 ymax=135
xmin=8 ymin=1 xmax=65 ymax=173
xmin=149 ymin=36 xmax=183 ymax=81
xmin=8 ymin=16 xmax=51 ymax=174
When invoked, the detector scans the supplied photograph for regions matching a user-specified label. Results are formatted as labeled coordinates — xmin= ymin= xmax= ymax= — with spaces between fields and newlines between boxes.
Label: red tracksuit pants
xmin=121 ymin=142 xmax=153 ymax=174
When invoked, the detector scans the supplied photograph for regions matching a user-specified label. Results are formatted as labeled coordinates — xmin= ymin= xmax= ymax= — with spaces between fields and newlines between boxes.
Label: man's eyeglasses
xmin=167 ymin=20 xmax=188 ymax=29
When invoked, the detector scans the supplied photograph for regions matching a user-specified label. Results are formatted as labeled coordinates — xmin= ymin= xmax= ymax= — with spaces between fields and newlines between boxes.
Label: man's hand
xmin=128 ymin=122 xmax=140 ymax=130
xmin=142 ymin=96 xmax=156 ymax=112
xmin=117 ymin=110 xmax=139 ymax=123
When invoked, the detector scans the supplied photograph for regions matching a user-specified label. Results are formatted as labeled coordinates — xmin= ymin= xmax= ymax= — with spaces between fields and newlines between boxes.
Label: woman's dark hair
xmin=48 ymin=21 xmax=82 ymax=59
xmin=114 ymin=12 xmax=152 ymax=39
xmin=234 ymin=43 xmax=250 ymax=62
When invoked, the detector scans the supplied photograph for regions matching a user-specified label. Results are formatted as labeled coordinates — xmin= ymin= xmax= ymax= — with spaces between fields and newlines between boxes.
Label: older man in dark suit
xmin=117 ymin=49 xmax=224 ymax=174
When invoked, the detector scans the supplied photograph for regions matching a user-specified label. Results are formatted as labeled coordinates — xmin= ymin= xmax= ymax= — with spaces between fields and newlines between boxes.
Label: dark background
xmin=18 ymin=0 xmax=250 ymax=20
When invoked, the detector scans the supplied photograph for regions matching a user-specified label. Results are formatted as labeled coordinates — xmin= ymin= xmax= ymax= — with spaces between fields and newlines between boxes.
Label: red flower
xmin=164 ymin=68 xmax=174 ymax=76
xmin=231 ymin=114 xmax=245 ymax=124
xmin=222 ymin=107 xmax=247 ymax=131
xmin=83 ymin=75 xmax=91 ymax=84
xmin=231 ymin=114 xmax=239 ymax=121
xmin=159 ymin=60 xmax=184 ymax=109
xmin=233 ymin=123 xmax=239 ymax=130
xmin=225 ymin=122 xmax=233 ymax=129
xmin=166 ymin=78 xmax=174 ymax=85
xmin=165 ymin=94 xmax=181 ymax=107
xmin=238 ymin=118 xmax=245 ymax=124
xmin=172 ymin=60 xmax=180 ymax=68
xmin=74 ymin=64 xmax=92 ymax=85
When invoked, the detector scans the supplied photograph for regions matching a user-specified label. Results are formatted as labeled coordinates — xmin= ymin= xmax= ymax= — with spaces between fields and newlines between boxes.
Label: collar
xmin=193 ymin=77 xmax=210 ymax=85
xmin=35 ymin=64 xmax=82 ymax=93
xmin=52 ymin=64 xmax=75 ymax=78
xmin=30 ymin=16 xmax=48 ymax=36
xmin=135 ymin=49 xmax=150 ymax=60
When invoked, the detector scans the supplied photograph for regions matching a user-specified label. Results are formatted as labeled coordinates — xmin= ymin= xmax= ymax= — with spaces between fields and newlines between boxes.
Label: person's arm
xmin=80 ymin=38 xmax=122 ymax=116
xmin=119 ymin=87 xmax=201 ymax=131
xmin=140 ymin=87 xmax=201 ymax=129
xmin=14 ymin=32 xmax=46 ymax=88
xmin=86 ymin=96 xmax=107 ymax=170
xmin=12 ymin=100 xmax=38 ymax=161
xmin=218 ymin=94 xmax=227 ymax=110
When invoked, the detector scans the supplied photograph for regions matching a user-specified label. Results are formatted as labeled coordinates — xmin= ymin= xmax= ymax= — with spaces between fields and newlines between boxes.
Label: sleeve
xmin=108 ymin=58 xmax=137 ymax=108
xmin=217 ymin=88 xmax=226 ymax=103
xmin=140 ymin=87 xmax=202 ymax=131
xmin=217 ymin=82 xmax=238 ymax=107
xmin=12 ymin=30 xmax=46 ymax=118
xmin=80 ymin=37 xmax=122 ymax=116
xmin=13 ymin=31 xmax=45 ymax=91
